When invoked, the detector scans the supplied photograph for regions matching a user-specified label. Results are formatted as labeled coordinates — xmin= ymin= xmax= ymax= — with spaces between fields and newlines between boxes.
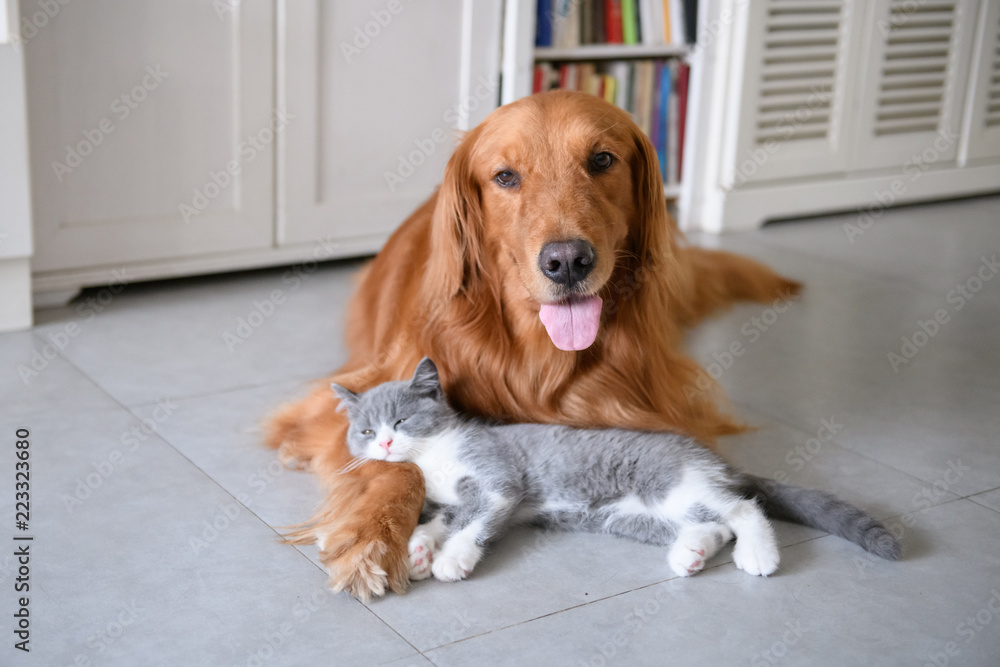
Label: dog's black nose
xmin=538 ymin=240 xmax=595 ymax=287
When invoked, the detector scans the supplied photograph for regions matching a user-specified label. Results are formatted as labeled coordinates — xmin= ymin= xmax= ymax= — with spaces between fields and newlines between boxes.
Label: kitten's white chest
xmin=413 ymin=430 xmax=470 ymax=505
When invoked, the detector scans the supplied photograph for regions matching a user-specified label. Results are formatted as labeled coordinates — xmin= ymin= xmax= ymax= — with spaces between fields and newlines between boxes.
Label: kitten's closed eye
xmin=361 ymin=429 xmax=374 ymax=436
xmin=395 ymin=418 xmax=407 ymax=427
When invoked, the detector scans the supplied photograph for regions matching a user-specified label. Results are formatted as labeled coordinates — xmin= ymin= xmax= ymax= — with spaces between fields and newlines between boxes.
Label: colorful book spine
xmin=605 ymin=0 xmax=624 ymax=44
xmin=666 ymin=62 xmax=678 ymax=182
xmin=621 ymin=0 xmax=639 ymax=45
xmin=536 ymin=0 xmax=553 ymax=47
xmin=676 ymin=62 xmax=689 ymax=180
xmin=532 ymin=1 xmax=696 ymax=185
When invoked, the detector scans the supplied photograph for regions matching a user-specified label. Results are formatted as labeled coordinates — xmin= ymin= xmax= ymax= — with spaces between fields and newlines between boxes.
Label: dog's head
xmin=426 ymin=90 xmax=675 ymax=351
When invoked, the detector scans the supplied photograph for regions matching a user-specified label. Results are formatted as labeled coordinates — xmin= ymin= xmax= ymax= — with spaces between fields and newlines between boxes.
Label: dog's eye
xmin=589 ymin=152 xmax=615 ymax=173
xmin=361 ymin=429 xmax=374 ymax=436
xmin=494 ymin=170 xmax=520 ymax=188
xmin=394 ymin=418 xmax=407 ymax=428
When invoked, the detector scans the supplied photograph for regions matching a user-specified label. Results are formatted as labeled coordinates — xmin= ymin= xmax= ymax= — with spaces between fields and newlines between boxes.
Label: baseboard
xmin=0 ymin=257 xmax=33 ymax=332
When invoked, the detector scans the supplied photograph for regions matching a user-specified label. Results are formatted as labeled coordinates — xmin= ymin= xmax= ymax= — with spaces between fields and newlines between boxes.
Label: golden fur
xmin=270 ymin=91 xmax=800 ymax=598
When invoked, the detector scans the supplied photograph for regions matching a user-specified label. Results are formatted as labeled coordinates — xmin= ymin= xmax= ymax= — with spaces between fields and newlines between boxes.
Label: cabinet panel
xmin=24 ymin=0 xmax=275 ymax=273
xmin=849 ymin=0 xmax=977 ymax=171
xmin=722 ymin=0 xmax=862 ymax=187
xmin=962 ymin=0 xmax=1000 ymax=162
xmin=282 ymin=0 xmax=478 ymax=247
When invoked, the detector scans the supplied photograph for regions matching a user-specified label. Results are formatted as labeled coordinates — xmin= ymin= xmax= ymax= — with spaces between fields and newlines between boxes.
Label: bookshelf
xmin=501 ymin=0 xmax=697 ymax=203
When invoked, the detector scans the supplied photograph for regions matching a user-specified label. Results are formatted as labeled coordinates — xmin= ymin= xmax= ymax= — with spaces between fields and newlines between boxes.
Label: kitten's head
xmin=332 ymin=358 xmax=457 ymax=463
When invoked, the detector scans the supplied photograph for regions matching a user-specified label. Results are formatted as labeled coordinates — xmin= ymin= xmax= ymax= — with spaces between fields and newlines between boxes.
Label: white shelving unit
xmin=506 ymin=0 xmax=1000 ymax=233
xmin=501 ymin=0 xmax=693 ymax=202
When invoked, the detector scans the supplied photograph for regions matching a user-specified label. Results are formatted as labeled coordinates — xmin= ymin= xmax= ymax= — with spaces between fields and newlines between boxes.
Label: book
xmin=536 ymin=0 xmax=553 ymax=47
xmin=553 ymin=1 xmax=581 ymax=49
xmin=639 ymin=0 xmax=662 ymax=45
xmin=661 ymin=0 xmax=672 ymax=45
xmin=605 ymin=0 xmax=623 ymax=44
xmin=621 ymin=0 xmax=639 ymax=45
xmin=657 ymin=61 xmax=671 ymax=182
xmin=581 ymin=0 xmax=595 ymax=44
xmin=609 ymin=61 xmax=631 ymax=111
xmin=683 ymin=0 xmax=698 ymax=44
xmin=594 ymin=0 xmax=606 ymax=43
xmin=676 ymin=62 xmax=689 ymax=180
xmin=668 ymin=0 xmax=686 ymax=46
xmin=666 ymin=62 xmax=678 ymax=182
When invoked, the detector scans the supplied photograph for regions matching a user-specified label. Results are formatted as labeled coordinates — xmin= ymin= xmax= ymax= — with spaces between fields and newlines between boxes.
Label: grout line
xmin=124 ymin=371 xmax=326 ymax=410
xmin=729 ymin=400 xmax=966 ymax=506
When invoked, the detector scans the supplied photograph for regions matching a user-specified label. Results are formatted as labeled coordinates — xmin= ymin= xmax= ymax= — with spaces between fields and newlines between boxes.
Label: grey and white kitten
xmin=332 ymin=359 xmax=900 ymax=583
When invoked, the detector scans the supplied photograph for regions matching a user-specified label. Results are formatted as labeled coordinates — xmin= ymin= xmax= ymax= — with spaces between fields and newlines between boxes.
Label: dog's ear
xmin=425 ymin=126 xmax=485 ymax=299
xmin=627 ymin=122 xmax=677 ymax=272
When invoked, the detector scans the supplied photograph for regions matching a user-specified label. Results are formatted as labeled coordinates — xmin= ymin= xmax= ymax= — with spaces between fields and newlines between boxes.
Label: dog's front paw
xmin=408 ymin=530 xmax=436 ymax=581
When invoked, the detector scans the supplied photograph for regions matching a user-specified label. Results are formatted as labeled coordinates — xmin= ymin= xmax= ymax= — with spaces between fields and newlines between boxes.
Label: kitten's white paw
xmin=732 ymin=534 xmax=780 ymax=576
xmin=407 ymin=530 xmax=436 ymax=581
xmin=431 ymin=541 xmax=482 ymax=582
xmin=668 ymin=525 xmax=732 ymax=577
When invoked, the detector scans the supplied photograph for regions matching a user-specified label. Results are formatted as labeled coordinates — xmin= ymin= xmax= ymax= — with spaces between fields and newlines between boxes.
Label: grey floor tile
xmin=129 ymin=377 xmax=327 ymax=529
xmin=31 ymin=260 xmax=365 ymax=407
xmin=0 ymin=342 xmax=414 ymax=667
xmin=747 ymin=194 xmax=1000 ymax=292
xmin=426 ymin=500 xmax=1000 ymax=667
xmin=967 ymin=488 xmax=1000 ymax=514
xmin=683 ymin=239 xmax=1000 ymax=497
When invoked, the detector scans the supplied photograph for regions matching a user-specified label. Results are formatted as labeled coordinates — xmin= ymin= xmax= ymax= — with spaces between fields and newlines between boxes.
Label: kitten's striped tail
xmin=744 ymin=475 xmax=902 ymax=561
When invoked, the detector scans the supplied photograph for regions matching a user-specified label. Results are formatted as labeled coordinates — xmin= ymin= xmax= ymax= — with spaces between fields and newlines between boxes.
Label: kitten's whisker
xmin=338 ymin=458 xmax=367 ymax=475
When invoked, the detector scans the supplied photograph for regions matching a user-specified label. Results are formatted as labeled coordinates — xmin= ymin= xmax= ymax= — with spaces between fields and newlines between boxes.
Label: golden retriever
xmin=268 ymin=90 xmax=800 ymax=598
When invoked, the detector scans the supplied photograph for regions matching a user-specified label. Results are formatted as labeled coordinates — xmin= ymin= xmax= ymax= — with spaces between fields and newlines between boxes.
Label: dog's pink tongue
xmin=539 ymin=295 xmax=603 ymax=351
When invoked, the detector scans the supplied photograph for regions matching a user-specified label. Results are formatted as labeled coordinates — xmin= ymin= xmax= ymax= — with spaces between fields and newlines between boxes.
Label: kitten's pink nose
xmin=379 ymin=439 xmax=393 ymax=453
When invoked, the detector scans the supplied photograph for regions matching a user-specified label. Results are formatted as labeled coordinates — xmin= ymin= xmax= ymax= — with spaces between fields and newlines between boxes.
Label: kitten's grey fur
xmin=332 ymin=359 xmax=901 ymax=582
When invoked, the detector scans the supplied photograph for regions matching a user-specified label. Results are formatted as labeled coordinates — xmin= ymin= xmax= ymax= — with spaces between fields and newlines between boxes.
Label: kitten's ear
xmin=410 ymin=358 xmax=442 ymax=397
xmin=331 ymin=383 xmax=358 ymax=412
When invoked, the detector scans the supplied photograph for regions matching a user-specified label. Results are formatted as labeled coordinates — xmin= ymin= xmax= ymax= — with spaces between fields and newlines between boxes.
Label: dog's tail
xmin=743 ymin=475 xmax=901 ymax=560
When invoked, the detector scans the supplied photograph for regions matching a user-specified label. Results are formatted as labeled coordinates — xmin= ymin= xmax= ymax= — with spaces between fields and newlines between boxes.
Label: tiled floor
xmin=2 ymin=195 xmax=999 ymax=666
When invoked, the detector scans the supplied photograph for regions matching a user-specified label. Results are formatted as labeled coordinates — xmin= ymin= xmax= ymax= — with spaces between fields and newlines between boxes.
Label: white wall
xmin=0 ymin=0 xmax=34 ymax=331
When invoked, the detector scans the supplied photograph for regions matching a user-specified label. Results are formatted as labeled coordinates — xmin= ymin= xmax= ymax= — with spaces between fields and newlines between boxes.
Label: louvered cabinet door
xmin=962 ymin=0 xmax=1000 ymax=162
xmin=722 ymin=0 xmax=861 ymax=187
xmin=850 ymin=0 xmax=977 ymax=171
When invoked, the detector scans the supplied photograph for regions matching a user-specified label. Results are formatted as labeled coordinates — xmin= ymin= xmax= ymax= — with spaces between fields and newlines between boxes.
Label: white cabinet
xmin=682 ymin=0 xmax=1000 ymax=233
xmin=849 ymin=0 xmax=976 ymax=171
xmin=22 ymin=0 xmax=502 ymax=301
xmin=24 ymin=1 xmax=276 ymax=274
